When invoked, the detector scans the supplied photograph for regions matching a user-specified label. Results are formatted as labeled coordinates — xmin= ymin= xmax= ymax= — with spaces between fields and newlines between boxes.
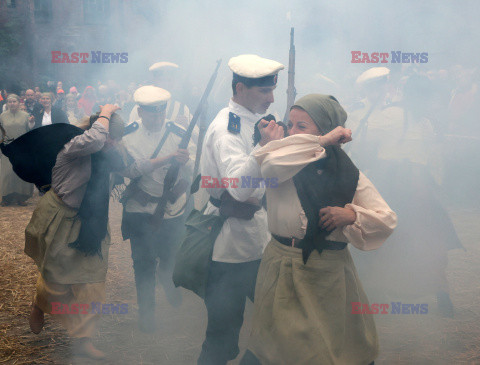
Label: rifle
xmin=192 ymin=104 xmax=208 ymax=182
xmin=150 ymin=59 xmax=222 ymax=225
xmin=343 ymin=98 xmax=378 ymax=155
xmin=283 ymin=27 xmax=296 ymax=122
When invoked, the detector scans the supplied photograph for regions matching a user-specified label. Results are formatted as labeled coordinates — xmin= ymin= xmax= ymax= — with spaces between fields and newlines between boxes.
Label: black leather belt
xmin=272 ymin=234 xmax=347 ymax=250
xmin=209 ymin=194 xmax=261 ymax=220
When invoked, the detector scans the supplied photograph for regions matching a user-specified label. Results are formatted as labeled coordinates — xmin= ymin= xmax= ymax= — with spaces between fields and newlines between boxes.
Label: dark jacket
xmin=32 ymin=104 xmax=69 ymax=129
xmin=25 ymin=100 xmax=41 ymax=116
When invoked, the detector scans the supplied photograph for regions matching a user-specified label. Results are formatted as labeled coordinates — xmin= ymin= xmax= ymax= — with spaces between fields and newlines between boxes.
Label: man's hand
xmin=319 ymin=206 xmax=356 ymax=231
xmin=319 ymin=126 xmax=352 ymax=147
xmin=150 ymin=149 xmax=189 ymax=170
xmin=28 ymin=115 xmax=35 ymax=129
xmin=170 ymin=148 xmax=189 ymax=165
xmin=258 ymin=119 xmax=284 ymax=147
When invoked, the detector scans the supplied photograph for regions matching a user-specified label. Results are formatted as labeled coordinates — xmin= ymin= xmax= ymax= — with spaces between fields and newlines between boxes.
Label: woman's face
xmin=66 ymin=97 xmax=76 ymax=109
xmin=40 ymin=95 xmax=51 ymax=108
xmin=287 ymin=108 xmax=321 ymax=136
xmin=7 ymin=98 xmax=20 ymax=113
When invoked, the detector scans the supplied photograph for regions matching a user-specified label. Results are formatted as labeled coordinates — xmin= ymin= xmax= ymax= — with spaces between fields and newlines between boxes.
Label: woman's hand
xmin=258 ymin=119 xmax=284 ymax=146
xmin=319 ymin=206 xmax=356 ymax=231
xmin=97 ymin=104 xmax=120 ymax=131
xmin=99 ymin=104 xmax=120 ymax=118
xmin=319 ymin=126 xmax=352 ymax=147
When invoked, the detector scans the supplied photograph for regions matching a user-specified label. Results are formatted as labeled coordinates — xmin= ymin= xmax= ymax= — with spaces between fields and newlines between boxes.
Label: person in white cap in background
xmin=129 ymin=62 xmax=192 ymax=128
xmin=129 ymin=61 xmax=200 ymax=211
xmin=197 ymin=54 xmax=285 ymax=365
xmin=120 ymin=85 xmax=195 ymax=332
xmin=347 ymin=68 xmax=462 ymax=318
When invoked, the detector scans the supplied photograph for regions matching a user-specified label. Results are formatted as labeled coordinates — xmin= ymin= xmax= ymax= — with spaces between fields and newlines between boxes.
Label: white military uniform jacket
xmin=200 ymin=99 xmax=271 ymax=263
xmin=122 ymin=119 xmax=195 ymax=219
xmin=129 ymin=100 xmax=199 ymax=155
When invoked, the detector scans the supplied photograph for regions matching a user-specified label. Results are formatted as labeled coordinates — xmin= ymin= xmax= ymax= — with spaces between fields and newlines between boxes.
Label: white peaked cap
xmin=356 ymin=67 xmax=390 ymax=84
xmin=134 ymin=85 xmax=171 ymax=107
xmin=228 ymin=54 xmax=284 ymax=78
xmin=149 ymin=62 xmax=179 ymax=72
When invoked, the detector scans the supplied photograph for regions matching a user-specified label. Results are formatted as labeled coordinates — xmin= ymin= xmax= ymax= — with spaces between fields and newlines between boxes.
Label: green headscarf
xmin=291 ymin=94 xmax=347 ymax=134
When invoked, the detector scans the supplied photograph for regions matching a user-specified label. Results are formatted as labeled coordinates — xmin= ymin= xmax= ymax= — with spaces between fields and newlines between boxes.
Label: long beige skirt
xmin=247 ymin=238 xmax=378 ymax=365
xmin=34 ymin=273 xmax=105 ymax=338
xmin=25 ymin=190 xmax=110 ymax=284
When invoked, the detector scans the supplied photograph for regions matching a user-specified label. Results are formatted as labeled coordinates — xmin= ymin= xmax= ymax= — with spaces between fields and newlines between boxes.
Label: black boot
xmin=157 ymin=262 xmax=182 ymax=308
xmin=133 ymin=262 xmax=157 ymax=332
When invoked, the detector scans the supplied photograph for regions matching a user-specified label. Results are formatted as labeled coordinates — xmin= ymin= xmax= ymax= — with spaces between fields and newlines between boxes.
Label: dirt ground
xmin=1 ymin=195 xmax=479 ymax=364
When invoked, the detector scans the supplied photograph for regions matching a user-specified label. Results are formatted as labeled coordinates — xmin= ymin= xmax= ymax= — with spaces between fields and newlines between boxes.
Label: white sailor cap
xmin=228 ymin=54 xmax=284 ymax=87
xmin=149 ymin=62 xmax=179 ymax=72
xmin=356 ymin=67 xmax=390 ymax=85
xmin=134 ymin=85 xmax=171 ymax=112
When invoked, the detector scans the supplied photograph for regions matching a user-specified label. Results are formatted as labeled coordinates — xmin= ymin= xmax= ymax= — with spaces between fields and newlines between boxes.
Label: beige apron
xmin=248 ymin=238 xmax=378 ymax=365
xmin=25 ymin=190 xmax=110 ymax=284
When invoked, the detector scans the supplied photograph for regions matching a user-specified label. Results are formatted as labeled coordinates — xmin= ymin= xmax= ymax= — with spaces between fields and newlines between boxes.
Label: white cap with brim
xmin=356 ymin=67 xmax=390 ymax=85
xmin=149 ymin=62 xmax=179 ymax=72
xmin=134 ymin=85 xmax=171 ymax=112
xmin=228 ymin=54 xmax=284 ymax=78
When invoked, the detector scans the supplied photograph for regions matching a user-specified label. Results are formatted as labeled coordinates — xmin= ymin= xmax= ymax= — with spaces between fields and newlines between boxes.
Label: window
xmin=83 ymin=0 xmax=110 ymax=24
xmin=6 ymin=0 xmax=16 ymax=8
xmin=34 ymin=0 xmax=52 ymax=23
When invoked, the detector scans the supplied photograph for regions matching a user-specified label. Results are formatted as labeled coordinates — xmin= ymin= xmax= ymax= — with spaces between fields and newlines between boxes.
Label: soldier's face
xmin=139 ymin=107 xmax=165 ymax=128
xmin=241 ymin=84 xmax=276 ymax=114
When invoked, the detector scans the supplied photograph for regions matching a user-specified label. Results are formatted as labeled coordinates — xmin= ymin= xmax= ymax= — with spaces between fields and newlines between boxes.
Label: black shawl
xmin=293 ymin=146 xmax=359 ymax=263
xmin=68 ymin=143 xmax=126 ymax=256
